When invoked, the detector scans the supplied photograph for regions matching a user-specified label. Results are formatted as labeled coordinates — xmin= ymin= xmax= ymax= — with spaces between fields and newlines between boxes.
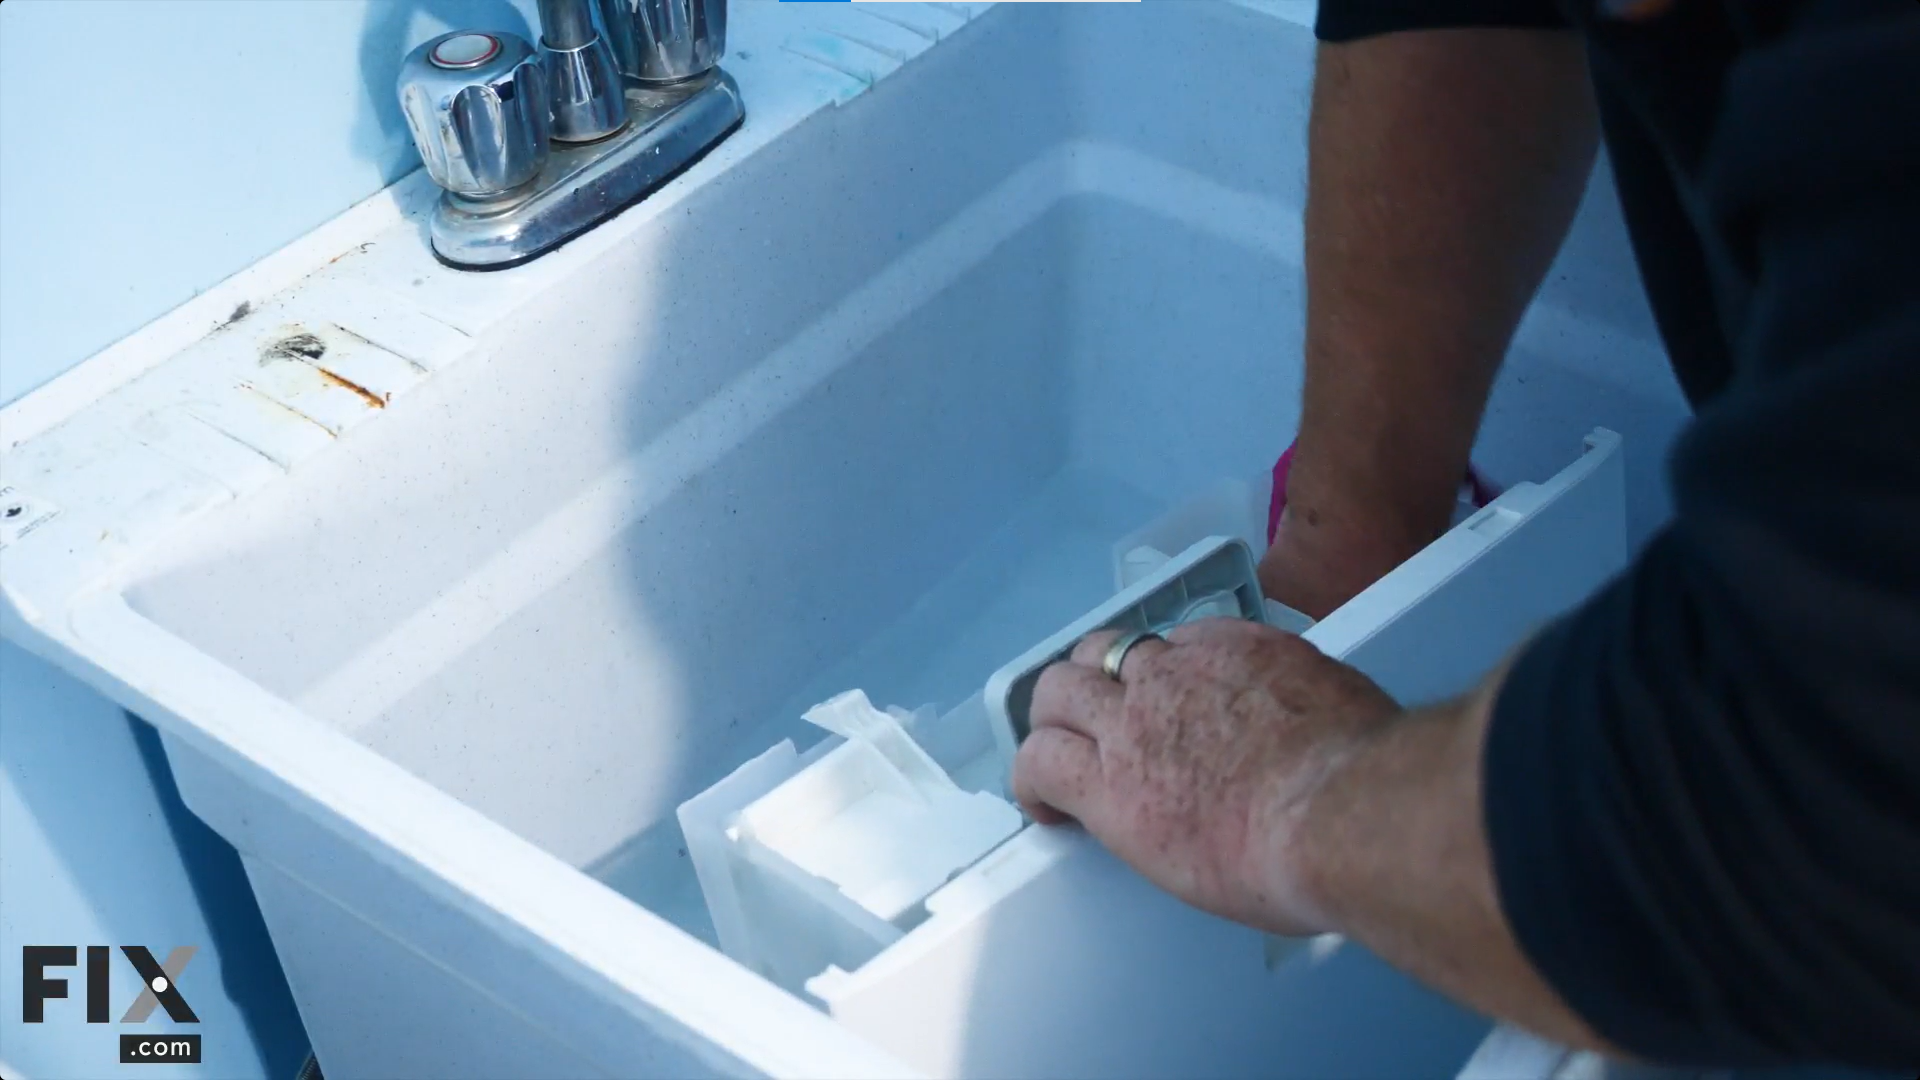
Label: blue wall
xmin=0 ymin=0 xmax=534 ymax=403
xmin=0 ymin=3 xmax=532 ymax=1077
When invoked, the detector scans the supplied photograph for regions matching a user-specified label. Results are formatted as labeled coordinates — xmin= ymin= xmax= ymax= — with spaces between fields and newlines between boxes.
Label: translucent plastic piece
xmin=1109 ymin=476 xmax=1268 ymax=590
xmin=1111 ymin=476 xmax=1317 ymax=633
xmin=985 ymin=536 xmax=1270 ymax=762
xmin=740 ymin=692 xmax=1022 ymax=924
xmin=678 ymin=691 xmax=1021 ymax=997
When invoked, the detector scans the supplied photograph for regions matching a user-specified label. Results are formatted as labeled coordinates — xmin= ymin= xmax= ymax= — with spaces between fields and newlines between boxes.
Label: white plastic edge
xmin=1303 ymin=428 xmax=1623 ymax=658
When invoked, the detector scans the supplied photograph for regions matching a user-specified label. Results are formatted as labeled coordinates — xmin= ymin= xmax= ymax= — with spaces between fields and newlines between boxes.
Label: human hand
xmin=1010 ymin=618 xmax=1401 ymax=936
xmin=1257 ymin=520 xmax=1409 ymax=621
xmin=1258 ymin=442 xmax=1490 ymax=619
xmin=1257 ymin=445 xmax=1401 ymax=619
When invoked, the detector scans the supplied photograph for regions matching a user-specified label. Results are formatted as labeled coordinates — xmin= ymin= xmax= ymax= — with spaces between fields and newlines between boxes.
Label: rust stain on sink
xmin=312 ymin=367 xmax=386 ymax=409
xmin=259 ymin=325 xmax=387 ymax=408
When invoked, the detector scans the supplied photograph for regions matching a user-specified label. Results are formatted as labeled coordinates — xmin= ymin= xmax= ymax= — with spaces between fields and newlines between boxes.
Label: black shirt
xmin=1316 ymin=0 xmax=1920 ymax=1068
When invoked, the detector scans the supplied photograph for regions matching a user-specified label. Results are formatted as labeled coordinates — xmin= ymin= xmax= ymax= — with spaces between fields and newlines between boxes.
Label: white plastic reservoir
xmin=0 ymin=3 xmax=1686 ymax=1077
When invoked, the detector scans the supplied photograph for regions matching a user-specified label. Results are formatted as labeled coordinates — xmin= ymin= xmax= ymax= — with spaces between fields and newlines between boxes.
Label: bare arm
xmin=1290 ymin=664 xmax=1610 ymax=1049
xmin=1263 ymin=30 xmax=1599 ymax=618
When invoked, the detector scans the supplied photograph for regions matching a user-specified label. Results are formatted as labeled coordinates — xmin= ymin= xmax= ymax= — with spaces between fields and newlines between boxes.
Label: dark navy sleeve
xmin=1315 ymin=0 xmax=1567 ymax=43
xmin=1481 ymin=7 xmax=1920 ymax=1069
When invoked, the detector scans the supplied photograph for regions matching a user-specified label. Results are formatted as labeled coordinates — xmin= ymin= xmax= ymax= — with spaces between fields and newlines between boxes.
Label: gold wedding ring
xmin=1099 ymin=629 xmax=1163 ymax=683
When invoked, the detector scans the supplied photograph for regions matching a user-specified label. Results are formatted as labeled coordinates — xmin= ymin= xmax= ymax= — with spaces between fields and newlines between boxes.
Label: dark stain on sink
xmin=261 ymin=327 xmax=387 ymax=408
xmin=218 ymin=300 xmax=254 ymax=331
xmin=263 ymin=331 xmax=328 ymax=365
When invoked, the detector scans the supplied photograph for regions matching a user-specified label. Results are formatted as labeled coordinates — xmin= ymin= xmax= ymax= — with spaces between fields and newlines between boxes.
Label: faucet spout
xmin=536 ymin=0 xmax=598 ymax=49
xmin=535 ymin=0 xmax=627 ymax=143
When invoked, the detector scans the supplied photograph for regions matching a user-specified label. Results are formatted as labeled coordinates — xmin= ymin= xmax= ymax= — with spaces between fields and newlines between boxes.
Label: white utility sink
xmin=0 ymin=3 xmax=1685 ymax=1077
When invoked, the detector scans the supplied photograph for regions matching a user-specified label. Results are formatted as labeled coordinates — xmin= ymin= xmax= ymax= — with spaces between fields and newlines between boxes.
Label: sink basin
xmin=0 ymin=2 xmax=1684 ymax=1077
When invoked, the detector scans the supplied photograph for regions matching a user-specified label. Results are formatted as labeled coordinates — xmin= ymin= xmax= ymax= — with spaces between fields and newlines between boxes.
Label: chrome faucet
xmin=397 ymin=0 xmax=742 ymax=270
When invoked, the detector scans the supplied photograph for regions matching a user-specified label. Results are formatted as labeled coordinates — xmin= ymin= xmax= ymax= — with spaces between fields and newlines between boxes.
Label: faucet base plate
xmin=428 ymin=70 xmax=744 ymax=270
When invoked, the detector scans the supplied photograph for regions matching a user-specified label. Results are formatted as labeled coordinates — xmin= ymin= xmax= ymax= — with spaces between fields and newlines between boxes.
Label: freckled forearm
xmin=1284 ymin=666 xmax=1615 ymax=1051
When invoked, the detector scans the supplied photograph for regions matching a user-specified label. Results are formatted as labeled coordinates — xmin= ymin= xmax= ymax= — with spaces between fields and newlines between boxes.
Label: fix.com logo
xmin=21 ymin=946 xmax=202 ymax=1065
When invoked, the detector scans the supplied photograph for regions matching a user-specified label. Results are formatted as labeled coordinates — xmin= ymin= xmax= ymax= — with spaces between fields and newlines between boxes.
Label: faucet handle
xmin=598 ymin=0 xmax=727 ymax=85
xmin=399 ymin=31 xmax=550 ymax=199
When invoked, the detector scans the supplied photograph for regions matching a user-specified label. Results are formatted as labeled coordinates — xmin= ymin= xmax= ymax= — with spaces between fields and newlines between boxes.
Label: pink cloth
xmin=1267 ymin=442 xmax=1498 ymax=545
